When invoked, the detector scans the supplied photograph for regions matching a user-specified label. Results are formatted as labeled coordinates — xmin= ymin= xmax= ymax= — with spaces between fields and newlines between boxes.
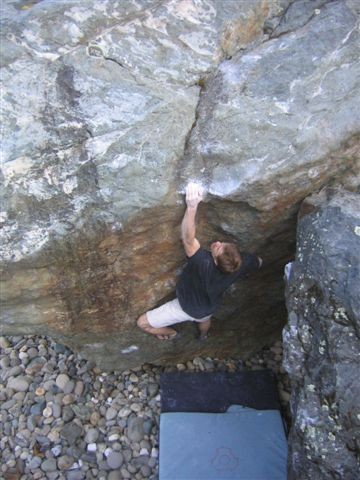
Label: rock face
xmin=283 ymin=190 xmax=360 ymax=480
xmin=1 ymin=0 xmax=359 ymax=369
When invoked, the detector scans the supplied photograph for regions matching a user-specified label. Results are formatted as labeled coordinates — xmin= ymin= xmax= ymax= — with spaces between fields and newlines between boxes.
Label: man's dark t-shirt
xmin=176 ymin=248 xmax=260 ymax=319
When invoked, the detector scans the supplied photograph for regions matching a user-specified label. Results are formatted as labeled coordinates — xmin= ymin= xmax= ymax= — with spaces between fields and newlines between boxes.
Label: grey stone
xmin=6 ymin=376 xmax=30 ymax=392
xmin=4 ymin=421 xmax=11 ymax=436
xmin=31 ymin=400 xmax=46 ymax=416
xmin=148 ymin=457 xmax=157 ymax=469
xmin=63 ymin=394 xmax=75 ymax=405
xmin=13 ymin=391 xmax=26 ymax=402
xmin=89 ymin=411 xmax=100 ymax=426
xmin=3 ymin=365 xmax=23 ymax=381
xmin=36 ymin=434 xmax=51 ymax=448
xmin=57 ymin=455 xmax=74 ymax=471
xmin=106 ymin=451 xmax=124 ymax=469
xmin=85 ymin=428 xmax=99 ymax=444
xmin=105 ymin=407 xmax=117 ymax=421
xmin=56 ymin=374 xmax=70 ymax=391
xmin=47 ymin=473 xmax=60 ymax=480
xmin=122 ymin=449 xmax=132 ymax=463
xmin=63 ymin=405 xmax=75 ymax=423
xmin=140 ymin=440 xmax=151 ymax=451
xmin=15 ymin=430 xmax=31 ymax=447
xmin=143 ymin=419 xmax=153 ymax=436
xmin=283 ymin=190 xmax=360 ymax=480
xmin=1 ymin=399 xmax=16 ymax=410
xmin=25 ymin=357 xmax=47 ymax=375
xmin=60 ymin=423 xmax=84 ymax=445
xmin=63 ymin=380 xmax=75 ymax=394
xmin=29 ymin=456 xmax=42 ymax=470
xmin=147 ymin=383 xmax=159 ymax=398
xmin=54 ymin=343 xmax=67 ymax=354
xmin=97 ymin=460 xmax=111 ymax=471
xmin=133 ymin=455 xmax=150 ymax=467
xmin=27 ymin=415 xmax=39 ymax=431
xmin=66 ymin=446 xmax=83 ymax=459
xmin=71 ymin=405 xmax=91 ymax=422
xmin=51 ymin=402 xmax=62 ymax=418
xmin=108 ymin=471 xmax=123 ymax=480
xmin=51 ymin=445 xmax=62 ymax=457
xmin=27 ymin=347 xmax=39 ymax=358
xmin=43 ymin=380 xmax=56 ymax=391
xmin=0 ymin=336 xmax=11 ymax=348
xmin=0 ymin=356 xmax=10 ymax=369
xmin=74 ymin=381 xmax=84 ymax=397
xmin=41 ymin=458 xmax=57 ymax=472
xmin=140 ymin=465 xmax=152 ymax=477
xmin=66 ymin=471 xmax=85 ymax=480
xmin=127 ymin=417 xmax=145 ymax=442
xmin=120 ymin=467 xmax=131 ymax=479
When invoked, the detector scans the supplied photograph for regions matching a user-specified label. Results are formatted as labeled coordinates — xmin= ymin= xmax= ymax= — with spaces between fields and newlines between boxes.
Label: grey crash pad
xmin=159 ymin=407 xmax=288 ymax=480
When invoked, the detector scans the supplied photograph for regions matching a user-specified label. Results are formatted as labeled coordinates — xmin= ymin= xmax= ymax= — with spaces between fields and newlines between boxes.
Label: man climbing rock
xmin=137 ymin=183 xmax=262 ymax=340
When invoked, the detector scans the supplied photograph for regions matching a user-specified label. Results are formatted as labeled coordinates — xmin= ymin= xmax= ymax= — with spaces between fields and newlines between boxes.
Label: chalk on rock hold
xmin=185 ymin=181 xmax=205 ymax=198
xmin=284 ymin=262 xmax=294 ymax=282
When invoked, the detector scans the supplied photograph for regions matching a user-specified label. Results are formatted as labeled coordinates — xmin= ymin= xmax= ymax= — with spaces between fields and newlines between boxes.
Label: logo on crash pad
xmin=211 ymin=447 xmax=239 ymax=472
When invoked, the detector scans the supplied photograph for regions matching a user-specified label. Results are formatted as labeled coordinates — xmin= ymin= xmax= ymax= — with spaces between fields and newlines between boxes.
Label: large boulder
xmin=1 ymin=0 xmax=359 ymax=369
xmin=283 ymin=190 xmax=360 ymax=479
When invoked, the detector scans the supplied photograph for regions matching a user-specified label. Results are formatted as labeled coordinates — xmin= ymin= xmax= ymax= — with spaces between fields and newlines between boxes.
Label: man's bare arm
xmin=181 ymin=183 xmax=203 ymax=257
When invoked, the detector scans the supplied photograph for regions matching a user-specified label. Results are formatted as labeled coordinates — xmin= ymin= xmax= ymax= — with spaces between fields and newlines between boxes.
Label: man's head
xmin=210 ymin=241 xmax=242 ymax=274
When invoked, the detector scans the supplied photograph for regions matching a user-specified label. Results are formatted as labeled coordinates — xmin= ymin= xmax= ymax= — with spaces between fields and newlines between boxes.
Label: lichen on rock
xmin=283 ymin=189 xmax=360 ymax=479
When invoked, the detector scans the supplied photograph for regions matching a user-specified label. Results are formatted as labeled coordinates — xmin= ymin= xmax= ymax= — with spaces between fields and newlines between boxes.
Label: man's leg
xmin=137 ymin=313 xmax=177 ymax=340
xmin=198 ymin=318 xmax=211 ymax=340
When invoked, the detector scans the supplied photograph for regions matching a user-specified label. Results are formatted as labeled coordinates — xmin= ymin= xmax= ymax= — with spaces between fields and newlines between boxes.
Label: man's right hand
xmin=185 ymin=182 xmax=204 ymax=209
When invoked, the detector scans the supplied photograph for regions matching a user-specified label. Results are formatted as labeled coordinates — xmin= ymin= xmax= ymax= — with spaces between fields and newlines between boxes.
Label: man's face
xmin=210 ymin=241 xmax=225 ymax=262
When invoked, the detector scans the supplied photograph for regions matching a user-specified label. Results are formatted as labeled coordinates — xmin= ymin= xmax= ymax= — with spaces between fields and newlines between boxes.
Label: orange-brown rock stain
xmin=49 ymin=206 xmax=186 ymax=336
xmin=220 ymin=0 xmax=270 ymax=57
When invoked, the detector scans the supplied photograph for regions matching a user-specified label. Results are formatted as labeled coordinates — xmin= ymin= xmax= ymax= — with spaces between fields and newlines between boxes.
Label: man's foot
xmin=137 ymin=315 xmax=178 ymax=340
xmin=198 ymin=333 xmax=209 ymax=341
xmin=156 ymin=330 xmax=177 ymax=340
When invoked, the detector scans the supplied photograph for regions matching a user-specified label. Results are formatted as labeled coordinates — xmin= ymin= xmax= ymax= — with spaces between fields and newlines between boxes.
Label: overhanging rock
xmin=1 ymin=0 xmax=359 ymax=369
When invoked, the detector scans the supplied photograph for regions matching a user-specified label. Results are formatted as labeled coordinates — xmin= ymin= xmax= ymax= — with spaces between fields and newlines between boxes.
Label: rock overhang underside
xmin=1 ymin=0 xmax=359 ymax=369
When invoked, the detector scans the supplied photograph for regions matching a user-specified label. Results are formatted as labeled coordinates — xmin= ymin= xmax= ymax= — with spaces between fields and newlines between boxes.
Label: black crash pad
xmin=160 ymin=370 xmax=280 ymax=413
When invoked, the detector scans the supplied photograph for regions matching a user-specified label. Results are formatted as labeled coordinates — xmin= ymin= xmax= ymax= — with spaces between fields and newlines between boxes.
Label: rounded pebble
xmin=107 ymin=451 xmax=124 ymax=469
xmin=7 ymin=376 xmax=30 ymax=392
xmin=56 ymin=374 xmax=70 ymax=391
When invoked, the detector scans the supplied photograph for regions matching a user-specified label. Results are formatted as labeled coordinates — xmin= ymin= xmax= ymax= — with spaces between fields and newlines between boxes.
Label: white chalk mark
xmin=121 ymin=345 xmax=139 ymax=354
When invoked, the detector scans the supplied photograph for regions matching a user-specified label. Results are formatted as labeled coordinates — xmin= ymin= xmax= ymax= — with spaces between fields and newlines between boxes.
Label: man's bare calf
xmin=198 ymin=318 xmax=211 ymax=340
xmin=137 ymin=313 xmax=177 ymax=340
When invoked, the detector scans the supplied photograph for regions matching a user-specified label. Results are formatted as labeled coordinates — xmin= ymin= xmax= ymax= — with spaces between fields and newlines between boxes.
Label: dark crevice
xmin=269 ymin=0 xmax=337 ymax=41
xmin=266 ymin=0 xmax=295 ymax=37
xmin=174 ymin=76 xmax=208 ymax=187
xmin=85 ymin=128 xmax=93 ymax=139
xmin=103 ymin=56 xmax=124 ymax=69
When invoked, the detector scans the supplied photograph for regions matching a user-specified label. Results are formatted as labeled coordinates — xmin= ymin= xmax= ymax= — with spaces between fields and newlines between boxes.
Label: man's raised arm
xmin=181 ymin=183 xmax=203 ymax=257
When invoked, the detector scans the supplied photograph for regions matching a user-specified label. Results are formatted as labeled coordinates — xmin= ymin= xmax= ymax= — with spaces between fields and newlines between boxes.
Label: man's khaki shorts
xmin=146 ymin=298 xmax=211 ymax=328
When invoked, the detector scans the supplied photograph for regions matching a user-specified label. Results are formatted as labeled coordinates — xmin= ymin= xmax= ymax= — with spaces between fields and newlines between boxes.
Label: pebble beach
xmin=0 ymin=336 xmax=291 ymax=480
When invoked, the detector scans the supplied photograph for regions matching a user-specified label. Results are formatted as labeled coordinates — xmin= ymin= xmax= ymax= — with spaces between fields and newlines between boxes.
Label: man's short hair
xmin=217 ymin=243 xmax=242 ymax=274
